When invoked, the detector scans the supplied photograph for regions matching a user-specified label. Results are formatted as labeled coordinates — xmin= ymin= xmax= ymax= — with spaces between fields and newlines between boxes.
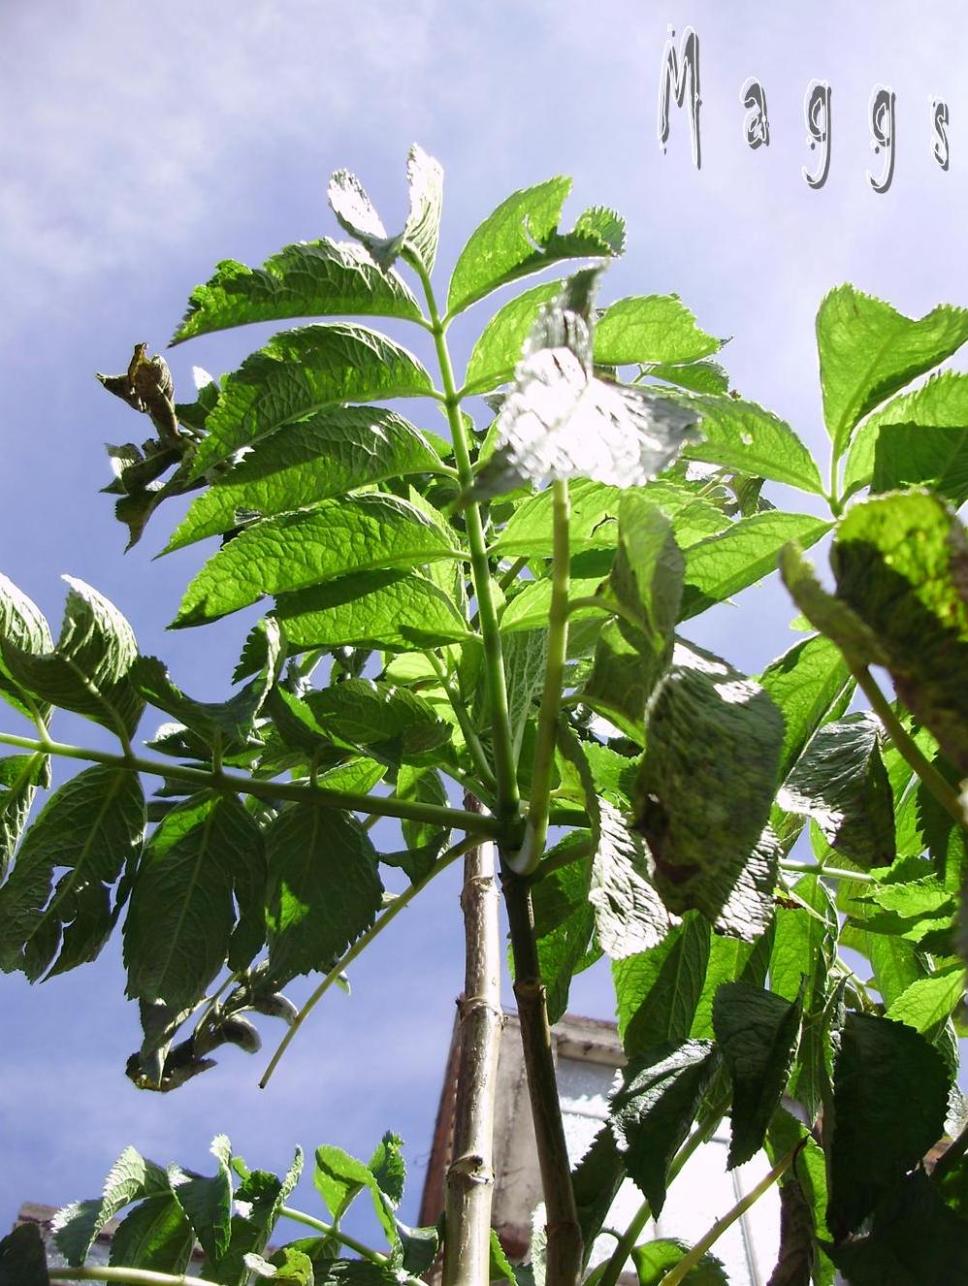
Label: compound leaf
xmin=777 ymin=714 xmax=895 ymax=869
xmin=189 ymin=325 xmax=434 ymax=479
xmin=266 ymin=804 xmax=382 ymax=982
xmin=713 ymin=981 xmax=804 ymax=1167
xmin=1 ymin=578 xmax=143 ymax=740
xmin=173 ymin=494 xmax=460 ymax=627
xmin=171 ymin=238 xmax=423 ymax=344
xmin=166 ymin=407 xmax=444 ymax=552
xmin=0 ymin=765 xmax=145 ymax=979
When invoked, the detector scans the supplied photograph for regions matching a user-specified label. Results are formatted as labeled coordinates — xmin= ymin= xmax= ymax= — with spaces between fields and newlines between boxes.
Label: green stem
xmin=850 ymin=665 xmax=965 ymax=829
xmin=657 ymin=1147 xmax=798 ymax=1286
xmin=426 ymin=651 xmax=497 ymax=792
xmin=260 ymin=833 xmax=478 ymax=1086
xmin=780 ymin=859 xmax=875 ymax=883
xmin=0 ymin=730 xmax=496 ymax=837
xmin=596 ymin=1100 xmax=724 ymax=1286
xmin=497 ymin=556 xmax=529 ymax=591
xmin=48 ymin=1270 xmax=209 ymax=1286
xmin=509 ymin=479 xmax=570 ymax=877
xmin=567 ymin=595 xmax=642 ymax=634
xmin=417 ymin=262 xmax=520 ymax=840
xmin=280 ymin=1205 xmax=421 ymax=1279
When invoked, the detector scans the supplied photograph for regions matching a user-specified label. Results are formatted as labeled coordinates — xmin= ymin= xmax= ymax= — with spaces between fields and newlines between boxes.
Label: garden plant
xmin=0 ymin=144 xmax=967 ymax=1286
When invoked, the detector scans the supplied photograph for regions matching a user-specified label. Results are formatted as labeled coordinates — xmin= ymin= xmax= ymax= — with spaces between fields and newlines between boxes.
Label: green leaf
xmin=843 ymin=371 xmax=968 ymax=502
xmin=610 ymin=1039 xmax=719 ymax=1215
xmin=689 ymin=929 xmax=773 ymax=1040
xmin=328 ymin=143 xmax=443 ymax=274
xmin=777 ymin=714 xmax=895 ymax=869
xmin=817 ymin=284 xmax=968 ymax=456
xmin=779 ymin=543 xmax=888 ymax=668
xmin=166 ymin=407 xmax=445 ymax=551
xmin=827 ymin=1169 xmax=968 ymax=1286
xmin=832 ymin=491 xmax=968 ymax=774
xmin=206 ymin=1150 xmax=303 ymax=1286
xmin=1 ymin=577 xmax=143 ymax=739
xmin=758 ymin=635 xmax=853 ymax=781
xmin=532 ymin=832 xmax=595 ymax=1024
xmin=769 ymin=874 xmax=837 ymax=1122
xmin=591 ymin=799 xmax=674 ymax=960
xmin=631 ymin=1238 xmax=728 ymax=1285
xmin=386 ymin=763 xmax=449 ymax=883
xmin=492 ymin=477 xmax=727 ymax=559
xmin=189 ymin=324 xmax=434 ymax=479
xmin=594 ymin=295 xmax=720 ymax=367
xmin=613 ymin=914 xmax=711 ymax=1058
xmin=276 ymin=570 xmax=470 ymax=653
xmin=266 ymin=804 xmax=382 ymax=981
xmin=584 ymin=496 xmax=683 ymax=741
xmin=124 ymin=794 xmax=264 ymax=1009
xmin=712 ymin=981 xmax=804 ymax=1167
xmin=827 ymin=1012 xmax=950 ymax=1238
xmin=463 ymin=279 xmax=563 ymax=394
xmin=447 ymin=177 xmax=623 ymax=316
xmin=0 ymin=754 xmax=47 ymax=880
xmin=0 ymin=765 xmax=145 ymax=979
xmin=633 ymin=641 xmax=784 ymax=932
xmin=0 ymin=1225 xmax=49 ymax=1286
xmin=679 ymin=394 xmax=825 ymax=495
xmin=171 ymin=239 xmax=423 ymax=345
xmin=304 ymin=679 xmax=450 ymax=763
xmin=647 ymin=360 xmax=730 ymax=396
xmin=313 ymin=1144 xmax=398 ymax=1246
xmin=108 ymin=1196 xmax=193 ymax=1273
xmin=169 ymin=1135 xmax=233 ymax=1261
xmin=368 ymin=1131 xmax=406 ymax=1207
xmin=886 ymin=963 xmax=965 ymax=1036
xmin=489 ymin=1230 xmax=517 ymax=1284
xmin=133 ymin=619 xmax=283 ymax=749
xmin=472 ymin=271 xmax=700 ymax=500
xmin=52 ymin=1146 xmax=169 ymax=1265
xmin=173 ymin=494 xmax=461 ymax=627
xmin=313 ymin=1263 xmax=401 ymax=1285
xmin=0 ymin=572 xmax=52 ymax=721
xmin=680 ymin=512 xmax=831 ymax=620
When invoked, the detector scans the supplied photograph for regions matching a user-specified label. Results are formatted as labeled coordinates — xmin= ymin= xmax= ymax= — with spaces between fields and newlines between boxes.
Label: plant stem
xmin=279 ymin=1205 xmax=421 ymax=1278
xmin=444 ymin=795 xmax=504 ymax=1286
xmin=48 ymin=1270 xmax=209 ymax=1286
xmin=511 ymin=479 xmax=570 ymax=877
xmin=780 ymin=859 xmax=875 ymax=883
xmin=417 ymin=262 xmax=520 ymax=840
xmin=502 ymin=871 xmax=583 ymax=1285
xmin=497 ymin=555 xmax=529 ymax=591
xmin=0 ymin=730 xmax=496 ymax=837
xmin=596 ymin=1098 xmax=724 ymax=1286
xmin=657 ymin=1147 xmax=798 ymax=1286
xmin=260 ymin=834 xmax=478 ymax=1086
xmin=850 ymin=665 xmax=965 ymax=829
xmin=426 ymin=651 xmax=497 ymax=793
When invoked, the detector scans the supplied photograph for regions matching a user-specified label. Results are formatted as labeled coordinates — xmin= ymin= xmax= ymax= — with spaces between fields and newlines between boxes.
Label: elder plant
xmin=1 ymin=145 xmax=967 ymax=1286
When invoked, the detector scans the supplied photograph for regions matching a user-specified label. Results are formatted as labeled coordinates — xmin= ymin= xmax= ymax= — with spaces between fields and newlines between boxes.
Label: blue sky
xmin=2 ymin=0 xmax=966 ymax=1249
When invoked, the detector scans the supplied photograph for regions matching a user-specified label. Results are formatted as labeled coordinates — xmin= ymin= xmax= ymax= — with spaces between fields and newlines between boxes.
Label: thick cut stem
xmin=444 ymin=795 xmax=504 ymax=1286
xmin=503 ymin=872 xmax=583 ymax=1285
